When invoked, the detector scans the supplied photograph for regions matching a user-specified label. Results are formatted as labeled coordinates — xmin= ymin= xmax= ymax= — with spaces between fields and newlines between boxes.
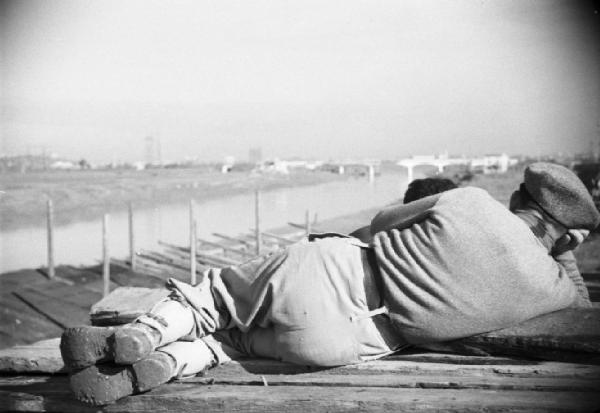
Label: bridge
xmin=397 ymin=155 xmax=470 ymax=182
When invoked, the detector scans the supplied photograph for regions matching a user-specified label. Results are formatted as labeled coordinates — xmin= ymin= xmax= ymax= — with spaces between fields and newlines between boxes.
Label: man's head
xmin=510 ymin=162 xmax=600 ymax=252
xmin=403 ymin=178 xmax=457 ymax=204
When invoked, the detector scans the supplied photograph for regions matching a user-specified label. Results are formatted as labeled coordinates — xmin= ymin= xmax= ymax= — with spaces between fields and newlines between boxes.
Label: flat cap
xmin=524 ymin=162 xmax=600 ymax=231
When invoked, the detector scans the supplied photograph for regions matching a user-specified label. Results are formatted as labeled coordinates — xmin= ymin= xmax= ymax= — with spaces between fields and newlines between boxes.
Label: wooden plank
xmin=584 ymin=273 xmax=600 ymax=302
xmin=76 ymin=279 xmax=120 ymax=295
xmin=0 ymin=379 xmax=599 ymax=412
xmin=453 ymin=308 xmax=600 ymax=363
xmin=0 ymin=339 xmax=64 ymax=373
xmin=144 ymin=249 xmax=210 ymax=274
xmin=51 ymin=265 xmax=102 ymax=286
xmin=260 ymin=231 xmax=298 ymax=245
xmin=107 ymin=264 xmax=168 ymax=289
xmin=46 ymin=199 xmax=56 ymax=278
xmin=85 ymin=262 xmax=131 ymax=277
xmin=583 ymin=272 xmax=600 ymax=282
xmin=0 ymin=269 xmax=50 ymax=293
xmin=227 ymin=355 xmax=600 ymax=378
xmin=132 ymin=258 xmax=195 ymax=282
xmin=16 ymin=281 xmax=102 ymax=311
xmin=13 ymin=287 xmax=92 ymax=329
xmin=134 ymin=253 xmax=202 ymax=281
xmin=90 ymin=287 xmax=170 ymax=326
xmin=160 ymin=241 xmax=240 ymax=267
xmin=288 ymin=221 xmax=323 ymax=232
xmin=198 ymin=238 xmax=254 ymax=258
xmin=192 ymin=370 xmax=600 ymax=392
xmin=211 ymin=232 xmax=253 ymax=248
xmin=3 ymin=335 xmax=600 ymax=379
xmin=0 ymin=294 xmax=63 ymax=349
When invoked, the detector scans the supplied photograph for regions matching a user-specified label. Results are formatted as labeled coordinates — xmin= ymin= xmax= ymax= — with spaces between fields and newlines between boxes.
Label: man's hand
xmin=553 ymin=229 xmax=590 ymax=255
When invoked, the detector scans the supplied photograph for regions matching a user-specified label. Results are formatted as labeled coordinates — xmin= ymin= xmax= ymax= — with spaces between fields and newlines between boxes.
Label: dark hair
xmin=403 ymin=178 xmax=458 ymax=204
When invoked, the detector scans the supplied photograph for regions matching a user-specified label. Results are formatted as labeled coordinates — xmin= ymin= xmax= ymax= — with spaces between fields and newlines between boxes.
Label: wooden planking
xmin=0 ymin=339 xmax=64 ymax=373
xmin=197 ymin=238 xmax=255 ymax=259
xmin=455 ymin=308 xmax=600 ymax=364
xmin=0 ymin=295 xmax=63 ymax=349
xmin=159 ymin=241 xmax=240 ymax=267
xmin=23 ymin=280 xmax=105 ymax=309
xmin=584 ymin=272 xmax=600 ymax=302
xmin=260 ymin=231 xmax=299 ymax=245
xmin=3 ymin=337 xmax=600 ymax=380
xmin=12 ymin=290 xmax=89 ymax=328
xmin=211 ymin=232 xmax=254 ymax=248
xmin=190 ymin=371 xmax=600 ymax=392
xmin=46 ymin=265 xmax=102 ymax=286
xmin=1 ymin=338 xmax=599 ymax=412
xmin=108 ymin=265 xmax=169 ymax=288
xmin=221 ymin=355 xmax=600 ymax=379
xmin=0 ymin=269 xmax=50 ymax=292
xmin=90 ymin=287 xmax=170 ymax=325
xmin=0 ymin=378 xmax=599 ymax=412
xmin=12 ymin=282 xmax=99 ymax=328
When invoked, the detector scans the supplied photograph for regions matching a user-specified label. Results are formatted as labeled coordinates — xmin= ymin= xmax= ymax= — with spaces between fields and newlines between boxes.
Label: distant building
xmin=470 ymin=153 xmax=517 ymax=174
xmin=320 ymin=159 xmax=381 ymax=177
xmin=50 ymin=160 xmax=77 ymax=170
xmin=132 ymin=161 xmax=146 ymax=170
xmin=221 ymin=155 xmax=236 ymax=173
xmin=0 ymin=155 xmax=60 ymax=172
xmin=255 ymin=158 xmax=289 ymax=174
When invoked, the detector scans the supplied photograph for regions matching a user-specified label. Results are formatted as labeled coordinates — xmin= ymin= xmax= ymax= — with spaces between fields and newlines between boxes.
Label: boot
xmin=69 ymin=351 xmax=176 ymax=406
xmin=61 ymin=323 xmax=161 ymax=370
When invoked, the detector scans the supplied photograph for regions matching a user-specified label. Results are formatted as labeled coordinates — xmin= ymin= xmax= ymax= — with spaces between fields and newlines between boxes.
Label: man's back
xmin=372 ymin=187 xmax=577 ymax=344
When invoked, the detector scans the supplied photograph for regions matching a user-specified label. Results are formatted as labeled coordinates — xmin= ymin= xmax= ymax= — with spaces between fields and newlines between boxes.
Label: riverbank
xmin=0 ymin=167 xmax=363 ymax=231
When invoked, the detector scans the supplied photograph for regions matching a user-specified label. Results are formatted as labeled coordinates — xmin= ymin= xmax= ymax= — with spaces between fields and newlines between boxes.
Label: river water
xmin=0 ymin=173 xmax=408 ymax=273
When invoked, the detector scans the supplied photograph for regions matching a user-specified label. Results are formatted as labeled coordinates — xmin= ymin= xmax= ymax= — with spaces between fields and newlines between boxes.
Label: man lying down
xmin=60 ymin=162 xmax=599 ymax=405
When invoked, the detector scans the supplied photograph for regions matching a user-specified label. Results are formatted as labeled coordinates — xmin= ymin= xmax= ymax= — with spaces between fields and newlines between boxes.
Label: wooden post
xmin=128 ymin=202 xmax=136 ymax=271
xmin=305 ymin=209 xmax=311 ymax=235
xmin=190 ymin=200 xmax=197 ymax=284
xmin=255 ymin=189 xmax=262 ymax=256
xmin=102 ymin=214 xmax=110 ymax=297
xmin=46 ymin=199 xmax=55 ymax=279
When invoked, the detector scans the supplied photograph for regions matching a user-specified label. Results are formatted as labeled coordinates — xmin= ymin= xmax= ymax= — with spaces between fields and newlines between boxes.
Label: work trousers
xmin=139 ymin=237 xmax=405 ymax=372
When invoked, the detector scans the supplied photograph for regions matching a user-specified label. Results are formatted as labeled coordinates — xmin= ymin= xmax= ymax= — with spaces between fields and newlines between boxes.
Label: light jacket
xmin=370 ymin=187 xmax=577 ymax=344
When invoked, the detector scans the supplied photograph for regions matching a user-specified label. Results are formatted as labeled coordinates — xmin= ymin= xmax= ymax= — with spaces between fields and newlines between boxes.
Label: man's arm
xmin=554 ymin=250 xmax=592 ymax=308
xmin=370 ymin=193 xmax=442 ymax=235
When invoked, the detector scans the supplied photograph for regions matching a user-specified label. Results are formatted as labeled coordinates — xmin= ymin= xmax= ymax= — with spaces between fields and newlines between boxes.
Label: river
xmin=0 ymin=173 xmax=408 ymax=273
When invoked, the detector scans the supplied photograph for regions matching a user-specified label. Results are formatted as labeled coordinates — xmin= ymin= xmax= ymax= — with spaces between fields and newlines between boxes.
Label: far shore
xmin=0 ymin=167 xmax=396 ymax=231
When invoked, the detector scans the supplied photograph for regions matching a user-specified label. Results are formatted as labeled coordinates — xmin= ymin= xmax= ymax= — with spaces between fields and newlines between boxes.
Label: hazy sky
xmin=1 ymin=0 xmax=598 ymax=163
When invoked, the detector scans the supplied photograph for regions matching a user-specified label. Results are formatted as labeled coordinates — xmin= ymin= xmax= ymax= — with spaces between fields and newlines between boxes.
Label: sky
xmin=1 ymin=0 xmax=599 ymax=163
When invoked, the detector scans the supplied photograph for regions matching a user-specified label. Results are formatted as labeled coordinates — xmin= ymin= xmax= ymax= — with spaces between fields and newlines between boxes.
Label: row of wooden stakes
xmin=44 ymin=191 xmax=319 ymax=296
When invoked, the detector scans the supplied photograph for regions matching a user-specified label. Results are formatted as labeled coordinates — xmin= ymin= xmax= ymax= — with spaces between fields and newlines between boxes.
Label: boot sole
xmin=69 ymin=354 xmax=174 ymax=405
xmin=113 ymin=328 xmax=155 ymax=365
xmin=69 ymin=364 xmax=135 ymax=406
xmin=61 ymin=325 xmax=156 ymax=370
xmin=61 ymin=326 xmax=117 ymax=370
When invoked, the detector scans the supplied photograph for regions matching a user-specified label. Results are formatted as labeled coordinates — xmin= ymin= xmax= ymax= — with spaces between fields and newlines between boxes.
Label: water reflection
xmin=0 ymin=174 xmax=407 ymax=272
